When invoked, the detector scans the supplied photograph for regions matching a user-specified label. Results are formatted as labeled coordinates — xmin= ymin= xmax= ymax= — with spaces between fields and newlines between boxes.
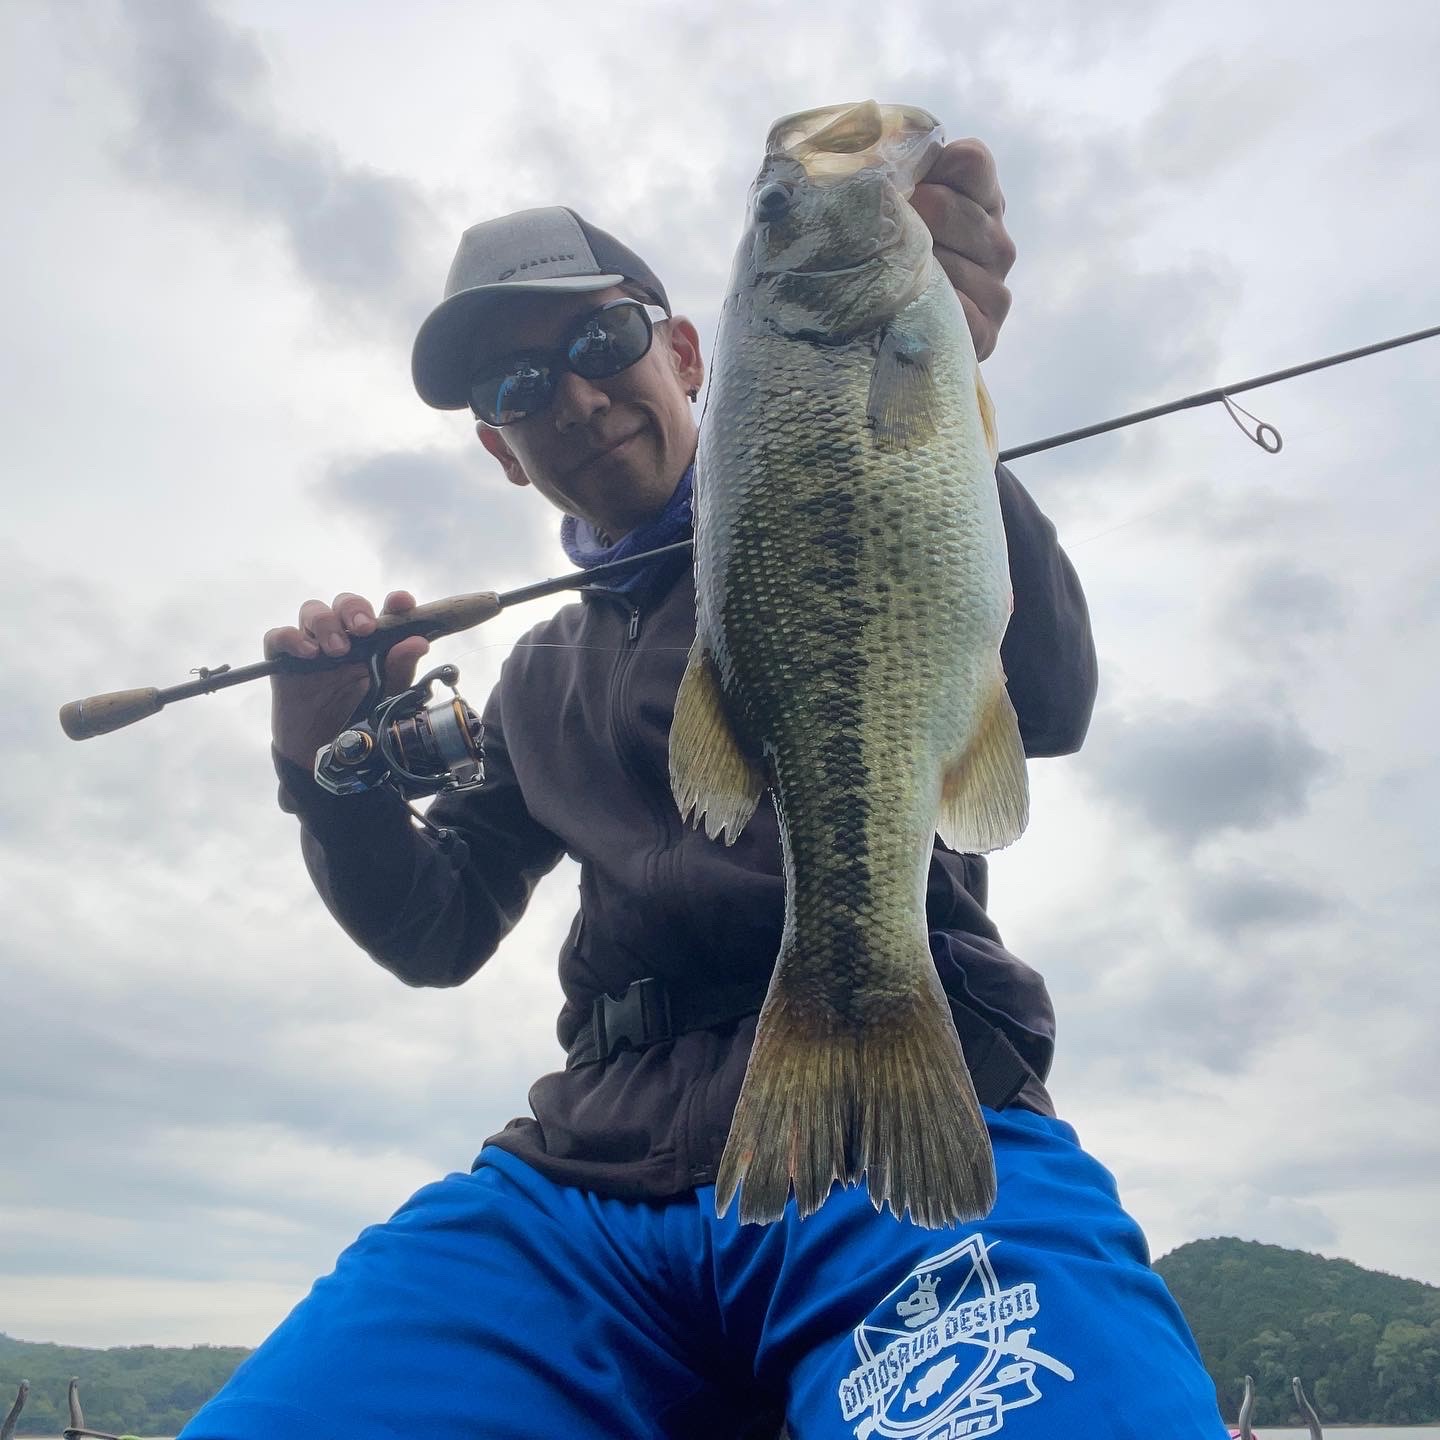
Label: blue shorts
xmin=179 ymin=1109 xmax=1227 ymax=1439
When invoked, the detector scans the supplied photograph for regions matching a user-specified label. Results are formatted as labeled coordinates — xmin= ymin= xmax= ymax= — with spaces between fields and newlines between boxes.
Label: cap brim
xmin=412 ymin=274 xmax=625 ymax=410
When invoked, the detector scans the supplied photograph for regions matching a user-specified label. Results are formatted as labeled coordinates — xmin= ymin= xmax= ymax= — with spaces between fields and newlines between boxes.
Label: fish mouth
xmin=788 ymin=259 xmax=875 ymax=278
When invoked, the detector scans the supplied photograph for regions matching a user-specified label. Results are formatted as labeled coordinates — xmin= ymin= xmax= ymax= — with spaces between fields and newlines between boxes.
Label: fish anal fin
xmin=669 ymin=639 xmax=764 ymax=844
xmin=868 ymin=326 xmax=940 ymax=452
xmin=715 ymin=973 xmax=996 ymax=1228
xmin=976 ymin=368 xmax=999 ymax=466
xmin=938 ymin=678 xmax=1029 ymax=854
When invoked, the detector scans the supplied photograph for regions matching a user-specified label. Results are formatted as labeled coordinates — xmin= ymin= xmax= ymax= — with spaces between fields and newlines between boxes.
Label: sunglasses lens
xmin=567 ymin=302 xmax=653 ymax=379
xmin=473 ymin=362 xmax=553 ymax=426
xmin=468 ymin=303 xmax=657 ymax=424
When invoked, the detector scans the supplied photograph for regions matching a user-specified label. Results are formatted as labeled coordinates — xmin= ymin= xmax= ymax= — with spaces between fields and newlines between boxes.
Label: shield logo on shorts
xmin=836 ymin=1233 xmax=1071 ymax=1438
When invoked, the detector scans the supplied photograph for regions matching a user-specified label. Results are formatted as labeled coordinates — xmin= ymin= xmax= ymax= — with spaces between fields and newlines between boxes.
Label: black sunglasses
xmin=469 ymin=297 xmax=669 ymax=427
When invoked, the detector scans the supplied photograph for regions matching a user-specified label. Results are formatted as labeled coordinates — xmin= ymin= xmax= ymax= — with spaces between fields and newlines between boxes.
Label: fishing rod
xmin=1002 ymin=321 xmax=1440 ymax=461
xmin=57 ymin=541 xmax=695 ymax=740
xmin=59 ymin=321 xmax=1440 ymax=751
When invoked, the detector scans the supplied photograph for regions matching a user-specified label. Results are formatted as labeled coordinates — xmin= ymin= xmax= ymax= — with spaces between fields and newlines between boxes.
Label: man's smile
xmin=567 ymin=424 xmax=647 ymax=474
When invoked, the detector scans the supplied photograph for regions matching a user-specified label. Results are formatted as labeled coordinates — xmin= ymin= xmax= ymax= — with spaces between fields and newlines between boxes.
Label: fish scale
xmin=669 ymin=101 xmax=1029 ymax=1227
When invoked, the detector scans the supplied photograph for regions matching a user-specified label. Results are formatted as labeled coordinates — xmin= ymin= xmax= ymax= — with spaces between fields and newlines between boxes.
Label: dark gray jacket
xmin=275 ymin=463 xmax=1098 ymax=1197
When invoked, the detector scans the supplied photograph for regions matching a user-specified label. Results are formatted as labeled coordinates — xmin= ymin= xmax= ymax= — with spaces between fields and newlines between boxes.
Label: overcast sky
xmin=2 ymin=0 xmax=1437 ymax=1350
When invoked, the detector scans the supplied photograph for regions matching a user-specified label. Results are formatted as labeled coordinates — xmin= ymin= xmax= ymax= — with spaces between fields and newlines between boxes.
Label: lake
xmin=1250 ymin=1431 xmax=1440 ymax=1438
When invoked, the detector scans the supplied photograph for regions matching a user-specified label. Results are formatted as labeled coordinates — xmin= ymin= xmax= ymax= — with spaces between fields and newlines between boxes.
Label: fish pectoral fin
xmin=976 ymin=368 xmax=999 ymax=466
xmin=938 ymin=677 xmax=1030 ymax=854
xmin=669 ymin=639 xmax=764 ymax=844
xmin=867 ymin=325 xmax=941 ymax=452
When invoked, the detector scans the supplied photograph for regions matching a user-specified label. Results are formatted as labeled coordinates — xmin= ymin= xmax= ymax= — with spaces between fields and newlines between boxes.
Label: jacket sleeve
xmin=995 ymin=462 xmax=1099 ymax=757
xmin=274 ymin=682 xmax=566 ymax=987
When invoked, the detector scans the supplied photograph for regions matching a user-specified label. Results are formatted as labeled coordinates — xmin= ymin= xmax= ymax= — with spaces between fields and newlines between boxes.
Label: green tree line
xmin=0 ymin=1334 xmax=248 ymax=1437
xmin=1156 ymin=1236 xmax=1440 ymax=1425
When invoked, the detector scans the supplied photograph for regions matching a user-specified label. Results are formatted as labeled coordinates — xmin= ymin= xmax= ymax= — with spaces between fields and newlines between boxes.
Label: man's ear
xmin=478 ymin=424 xmax=531 ymax=488
xmin=666 ymin=316 xmax=705 ymax=396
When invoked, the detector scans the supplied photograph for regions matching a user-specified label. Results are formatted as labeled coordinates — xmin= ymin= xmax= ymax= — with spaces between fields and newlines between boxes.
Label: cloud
xmin=1181 ymin=1188 xmax=1341 ymax=1253
xmin=1080 ymin=699 xmax=1334 ymax=847
xmin=1140 ymin=52 xmax=1310 ymax=184
xmin=1192 ymin=868 xmax=1336 ymax=938
xmin=1222 ymin=560 xmax=1348 ymax=645
xmin=107 ymin=0 xmax=442 ymax=337
xmin=319 ymin=445 xmax=561 ymax=599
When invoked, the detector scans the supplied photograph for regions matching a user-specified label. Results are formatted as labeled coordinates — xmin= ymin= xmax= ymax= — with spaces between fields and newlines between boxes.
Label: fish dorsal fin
xmin=868 ymin=325 xmax=941 ymax=452
xmin=669 ymin=639 xmax=765 ymax=844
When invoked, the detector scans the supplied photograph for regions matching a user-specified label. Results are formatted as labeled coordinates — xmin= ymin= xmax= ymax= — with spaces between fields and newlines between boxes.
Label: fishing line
xmin=443 ymin=639 xmax=694 ymax=665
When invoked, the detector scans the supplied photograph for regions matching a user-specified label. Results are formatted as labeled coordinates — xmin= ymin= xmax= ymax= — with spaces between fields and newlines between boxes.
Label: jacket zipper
xmin=584 ymin=587 xmax=672 ymax=865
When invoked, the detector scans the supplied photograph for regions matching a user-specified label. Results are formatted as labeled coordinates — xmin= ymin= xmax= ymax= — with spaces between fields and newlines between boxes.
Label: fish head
xmin=737 ymin=101 xmax=946 ymax=337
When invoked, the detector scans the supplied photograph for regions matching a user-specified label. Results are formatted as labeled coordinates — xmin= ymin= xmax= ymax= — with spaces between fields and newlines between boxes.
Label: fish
xmin=904 ymin=1355 xmax=961 ymax=1410
xmin=670 ymin=100 xmax=1028 ymax=1228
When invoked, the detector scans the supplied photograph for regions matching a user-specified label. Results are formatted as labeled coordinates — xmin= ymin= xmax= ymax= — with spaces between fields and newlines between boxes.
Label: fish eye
xmin=754 ymin=182 xmax=794 ymax=223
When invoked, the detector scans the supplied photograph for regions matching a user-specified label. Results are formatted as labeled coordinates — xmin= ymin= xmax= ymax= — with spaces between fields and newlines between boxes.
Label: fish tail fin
xmin=715 ymin=972 xmax=996 ymax=1228
xmin=938 ymin=676 xmax=1029 ymax=854
xmin=669 ymin=639 xmax=765 ymax=843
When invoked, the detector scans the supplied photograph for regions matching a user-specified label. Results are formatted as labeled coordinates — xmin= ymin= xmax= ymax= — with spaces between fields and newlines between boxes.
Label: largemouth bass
xmin=669 ymin=101 xmax=1029 ymax=1228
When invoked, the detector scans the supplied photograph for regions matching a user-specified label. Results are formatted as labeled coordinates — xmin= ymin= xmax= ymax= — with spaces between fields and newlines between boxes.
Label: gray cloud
xmin=319 ymin=445 xmax=561 ymax=600
xmin=1223 ymin=560 xmax=1349 ymax=644
xmin=1140 ymin=52 xmax=1310 ymax=184
xmin=108 ymin=0 xmax=443 ymax=337
xmin=1180 ymin=1188 xmax=1341 ymax=1253
xmin=1081 ymin=699 xmax=1334 ymax=846
xmin=5 ymin=552 xmax=284 ymax=862
xmin=1193 ymin=868 xmax=1336 ymax=938
xmin=1032 ymin=908 xmax=1298 ymax=1084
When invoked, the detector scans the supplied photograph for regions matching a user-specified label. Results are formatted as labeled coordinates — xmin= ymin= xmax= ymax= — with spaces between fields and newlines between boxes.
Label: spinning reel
xmin=315 ymin=658 xmax=484 ymax=827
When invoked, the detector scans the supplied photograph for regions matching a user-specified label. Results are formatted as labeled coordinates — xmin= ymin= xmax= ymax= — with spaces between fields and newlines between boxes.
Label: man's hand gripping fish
xmin=669 ymin=101 xmax=1030 ymax=1228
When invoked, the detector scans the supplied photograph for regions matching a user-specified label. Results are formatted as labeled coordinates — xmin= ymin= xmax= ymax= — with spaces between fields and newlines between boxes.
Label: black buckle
xmin=592 ymin=977 xmax=673 ymax=1058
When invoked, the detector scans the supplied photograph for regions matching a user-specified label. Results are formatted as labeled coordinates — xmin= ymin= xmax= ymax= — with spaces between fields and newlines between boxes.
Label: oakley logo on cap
xmin=497 ymin=252 xmax=579 ymax=281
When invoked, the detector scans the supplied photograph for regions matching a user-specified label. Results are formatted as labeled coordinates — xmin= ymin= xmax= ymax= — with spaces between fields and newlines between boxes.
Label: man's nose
xmin=551 ymin=369 xmax=611 ymax=430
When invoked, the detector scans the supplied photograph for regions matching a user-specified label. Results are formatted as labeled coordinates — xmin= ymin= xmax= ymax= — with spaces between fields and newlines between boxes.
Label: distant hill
xmin=0 ymin=1333 xmax=248 ymax=1437
xmin=1155 ymin=1236 xmax=1440 ymax=1425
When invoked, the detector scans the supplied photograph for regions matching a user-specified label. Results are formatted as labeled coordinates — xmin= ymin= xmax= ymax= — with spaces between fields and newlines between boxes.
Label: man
xmin=182 ymin=140 xmax=1230 ymax=1438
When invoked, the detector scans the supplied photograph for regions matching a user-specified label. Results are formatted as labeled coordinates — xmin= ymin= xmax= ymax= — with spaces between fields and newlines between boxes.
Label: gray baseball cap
xmin=412 ymin=206 xmax=672 ymax=411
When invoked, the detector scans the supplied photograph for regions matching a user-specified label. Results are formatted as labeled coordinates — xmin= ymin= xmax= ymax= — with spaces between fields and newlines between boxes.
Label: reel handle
xmin=59 ymin=688 xmax=164 ymax=740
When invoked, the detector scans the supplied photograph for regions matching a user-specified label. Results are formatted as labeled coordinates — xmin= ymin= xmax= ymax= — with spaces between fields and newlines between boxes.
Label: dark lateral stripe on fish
xmin=773 ymin=477 xmax=886 ymax=1021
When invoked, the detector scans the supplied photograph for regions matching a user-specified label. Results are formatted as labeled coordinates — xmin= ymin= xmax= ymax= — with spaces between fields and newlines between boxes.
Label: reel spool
xmin=315 ymin=664 xmax=484 ymax=804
